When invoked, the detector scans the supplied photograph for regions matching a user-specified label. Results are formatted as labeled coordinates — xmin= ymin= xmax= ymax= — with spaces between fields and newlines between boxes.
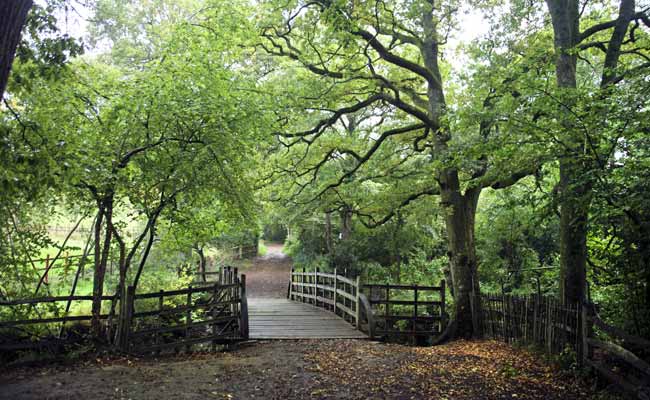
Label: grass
xmin=258 ymin=240 xmax=268 ymax=257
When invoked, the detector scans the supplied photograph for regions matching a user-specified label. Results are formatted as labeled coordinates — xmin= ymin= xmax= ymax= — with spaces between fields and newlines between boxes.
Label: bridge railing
xmin=363 ymin=282 xmax=447 ymax=341
xmin=288 ymin=268 xmax=374 ymax=335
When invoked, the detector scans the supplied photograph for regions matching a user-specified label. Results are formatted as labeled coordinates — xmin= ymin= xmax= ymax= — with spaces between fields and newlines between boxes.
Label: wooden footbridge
xmin=249 ymin=298 xmax=367 ymax=339
xmin=250 ymin=268 xmax=447 ymax=340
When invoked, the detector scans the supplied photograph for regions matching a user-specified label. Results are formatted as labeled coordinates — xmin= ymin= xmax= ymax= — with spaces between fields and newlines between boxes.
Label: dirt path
xmin=0 ymin=340 xmax=595 ymax=400
xmin=244 ymin=243 xmax=292 ymax=298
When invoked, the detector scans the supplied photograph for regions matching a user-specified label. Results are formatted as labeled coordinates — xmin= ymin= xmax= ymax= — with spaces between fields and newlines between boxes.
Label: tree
xmin=544 ymin=0 xmax=649 ymax=305
xmin=0 ymin=0 xmax=32 ymax=99
xmin=260 ymin=0 xmax=546 ymax=337
xmin=2 ymin=0 xmax=270 ymax=337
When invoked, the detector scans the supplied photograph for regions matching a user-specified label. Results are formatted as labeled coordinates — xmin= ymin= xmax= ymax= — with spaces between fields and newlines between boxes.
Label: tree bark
xmin=545 ymin=0 xmax=590 ymax=306
xmin=132 ymin=223 xmax=156 ymax=290
xmin=195 ymin=244 xmax=207 ymax=283
xmin=91 ymin=197 xmax=113 ymax=337
xmin=0 ymin=0 xmax=32 ymax=100
xmin=325 ymin=212 xmax=333 ymax=255
xmin=340 ymin=206 xmax=352 ymax=240
xmin=440 ymin=172 xmax=481 ymax=338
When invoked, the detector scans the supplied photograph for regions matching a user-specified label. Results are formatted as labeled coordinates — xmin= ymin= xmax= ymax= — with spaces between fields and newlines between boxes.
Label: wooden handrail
xmin=358 ymin=292 xmax=375 ymax=338
xmin=289 ymin=268 xmax=360 ymax=327
xmin=586 ymin=338 xmax=650 ymax=377
xmin=1 ymin=294 xmax=117 ymax=305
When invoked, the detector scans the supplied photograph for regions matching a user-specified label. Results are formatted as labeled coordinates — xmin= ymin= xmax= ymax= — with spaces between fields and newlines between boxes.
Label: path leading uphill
xmin=244 ymin=243 xmax=293 ymax=298
xmin=244 ymin=244 xmax=366 ymax=339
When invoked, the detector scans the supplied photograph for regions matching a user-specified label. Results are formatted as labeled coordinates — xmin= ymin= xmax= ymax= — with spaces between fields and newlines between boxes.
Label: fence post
xmin=412 ymin=284 xmax=418 ymax=338
xmin=333 ymin=268 xmax=338 ymax=315
xmin=212 ymin=283 xmax=218 ymax=351
xmin=120 ymin=285 xmax=135 ymax=352
xmin=186 ymin=286 xmax=192 ymax=352
xmin=441 ymin=280 xmax=446 ymax=334
xmin=240 ymin=274 xmax=249 ymax=340
xmin=580 ymin=303 xmax=589 ymax=366
xmin=157 ymin=290 xmax=163 ymax=354
xmin=355 ymin=275 xmax=361 ymax=329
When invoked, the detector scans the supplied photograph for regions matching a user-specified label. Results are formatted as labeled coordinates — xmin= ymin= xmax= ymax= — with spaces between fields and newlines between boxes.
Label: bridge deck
xmin=248 ymin=298 xmax=368 ymax=339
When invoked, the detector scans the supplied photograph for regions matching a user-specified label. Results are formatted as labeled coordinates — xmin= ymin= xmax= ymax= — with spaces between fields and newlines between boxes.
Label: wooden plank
xmin=335 ymin=288 xmax=356 ymax=302
xmin=369 ymin=300 xmax=442 ymax=306
xmin=337 ymin=275 xmax=356 ymax=286
xmin=0 ymin=313 xmax=111 ymax=327
xmin=0 ymin=295 xmax=115 ymax=305
xmin=363 ymin=284 xmax=443 ymax=291
xmin=133 ymin=283 xmax=238 ymax=299
xmin=336 ymin=302 xmax=357 ymax=319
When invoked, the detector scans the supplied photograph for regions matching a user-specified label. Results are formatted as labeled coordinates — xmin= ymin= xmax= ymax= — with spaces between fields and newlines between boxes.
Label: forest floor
xmin=0 ymin=245 xmax=598 ymax=400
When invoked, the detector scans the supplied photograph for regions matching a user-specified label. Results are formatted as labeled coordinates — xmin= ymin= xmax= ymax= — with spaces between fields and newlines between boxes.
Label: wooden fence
xmin=581 ymin=303 xmax=650 ymax=400
xmin=288 ymin=268 xmax=374 ymax=334
xmin=117 ymin=266 xmax=248 ymax=353
xmin=475 ymin=293 xmax=650 ymax=399
xmin=476 ymin=293 xmax=580 ymax=355
xmin=1 ymin=266 xmax=248 ymax=355
xmin=363 ymin=282 xmax=447 ymax=342
xmin=0 ymin=294 xmax=117 ymax=353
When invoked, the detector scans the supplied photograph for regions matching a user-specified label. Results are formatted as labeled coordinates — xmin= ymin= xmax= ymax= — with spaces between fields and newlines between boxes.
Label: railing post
xmin=355 ymin=275 xmax=360 ymax=329
xmin=240 ymin=274 xmax=249 ymax=340
xmin=333 ymin=268 xmax=338 ymax=315
xmin=289 ymin=268 xmax=294 ymax=300
xmin=302 ymin=267 xmax=306 ymax=303
xmin=315 ymin=268 xmax=320 ymax=307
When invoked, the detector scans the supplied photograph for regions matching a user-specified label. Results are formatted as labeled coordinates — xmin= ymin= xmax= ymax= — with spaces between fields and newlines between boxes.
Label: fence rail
xmin=364 ymin=282 xmax=446 ymax=341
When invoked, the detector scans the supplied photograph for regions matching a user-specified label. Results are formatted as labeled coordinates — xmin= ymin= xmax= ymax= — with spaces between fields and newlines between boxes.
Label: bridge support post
xmin=333 ymin=268 xmax=338 ymax=315
xmin=355 ymin=275 xmax=360 ymax=329
xmin=288 ymin=268 xmax=294 ymax=300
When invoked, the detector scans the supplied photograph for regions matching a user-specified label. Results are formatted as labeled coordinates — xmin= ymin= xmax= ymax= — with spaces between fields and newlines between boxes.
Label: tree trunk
xmin=196 ymin=245 xmax=207 ymax=283
xmin=545 ymin=0 xmax=589 ymax=306
xmin=558 ymin=159 xmax=590 ymax=305
xmin=91 ymin=198 xmax=113 ymax=337
xmin=340 ymin=206 xmax=352 ymax=240
xmin=325 ymin=212 xmax=333 ymax=255
xmin=0 ymin=0 xmax=32 ymax=99
xmin=439 ymin=170 xmax=481 ymax=338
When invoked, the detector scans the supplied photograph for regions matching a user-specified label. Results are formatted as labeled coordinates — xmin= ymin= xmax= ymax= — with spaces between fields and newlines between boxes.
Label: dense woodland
xmin=1 ymin=0 xmax=649 ymax=370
